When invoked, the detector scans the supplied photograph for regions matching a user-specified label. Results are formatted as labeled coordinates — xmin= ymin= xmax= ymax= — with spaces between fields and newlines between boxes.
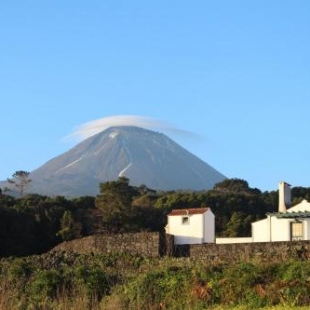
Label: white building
xmin=252 ymin=182 xmax=310 ymax=242
xmin=165 ymin=208 xmax=215 ymax=245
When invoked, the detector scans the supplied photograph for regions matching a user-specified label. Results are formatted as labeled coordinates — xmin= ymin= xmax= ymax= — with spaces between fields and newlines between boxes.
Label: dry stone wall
xmin=52 ymin=232 xmax=162 ymax=257
xmin=174 ymin=240 xmax=310 ymax=263
xmin=52 ymin=232 xmax=310 ymax=263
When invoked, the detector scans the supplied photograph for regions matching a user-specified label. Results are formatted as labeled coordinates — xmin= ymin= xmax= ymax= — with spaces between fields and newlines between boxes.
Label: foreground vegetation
xmin=1 ymin=251 xmax=310 ymax=309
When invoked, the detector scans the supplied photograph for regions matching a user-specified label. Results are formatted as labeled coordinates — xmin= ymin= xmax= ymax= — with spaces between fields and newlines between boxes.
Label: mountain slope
xmin=3 ymin=126 xmax=226 ymax=197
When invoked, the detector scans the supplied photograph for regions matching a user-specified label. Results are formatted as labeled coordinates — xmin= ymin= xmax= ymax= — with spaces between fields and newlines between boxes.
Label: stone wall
xmin=53 ymin=232 xmax=163 ymax=258
xmin=173 ymin=240 xmax=310 ymax=263
xmin=52 ymin=232 xmax=310 ymax=263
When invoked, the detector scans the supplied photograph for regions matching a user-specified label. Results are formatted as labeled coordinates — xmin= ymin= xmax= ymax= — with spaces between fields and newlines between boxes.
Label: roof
xmin=267 ymin=211 xmax=310 ymax=219
xmin=167 ymin=208 xmax=209 ymax=216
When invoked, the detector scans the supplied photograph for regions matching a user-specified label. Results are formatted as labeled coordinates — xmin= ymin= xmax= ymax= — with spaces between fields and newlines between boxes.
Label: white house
xmin=252 ymin=182 xmax=310 ymax=242
xmin=165 ymin=208 xmax=215 ymax=245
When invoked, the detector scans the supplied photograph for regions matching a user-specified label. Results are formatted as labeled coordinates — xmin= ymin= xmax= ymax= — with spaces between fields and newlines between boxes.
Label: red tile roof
xmin=167 ymin=208 xmax=209 ymax=216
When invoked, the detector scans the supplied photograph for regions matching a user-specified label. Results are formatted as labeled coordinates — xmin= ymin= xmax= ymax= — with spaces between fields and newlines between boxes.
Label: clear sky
xmin=1 ymin=1 xmax=309 ymax=192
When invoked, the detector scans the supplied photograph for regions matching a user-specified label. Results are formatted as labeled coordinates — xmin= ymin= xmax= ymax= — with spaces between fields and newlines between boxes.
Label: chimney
xmin=278 ymin=182 xmax=291 ymax=212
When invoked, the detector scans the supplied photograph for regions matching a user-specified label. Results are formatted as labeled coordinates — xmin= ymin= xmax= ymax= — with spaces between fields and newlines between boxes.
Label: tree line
xmin=1 ymin=174 xmax=309 ymax=257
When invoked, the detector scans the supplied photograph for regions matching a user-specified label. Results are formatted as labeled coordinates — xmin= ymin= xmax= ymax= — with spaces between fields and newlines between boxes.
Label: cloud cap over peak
xmin=66 ymin=115 xmax=194 ymax=142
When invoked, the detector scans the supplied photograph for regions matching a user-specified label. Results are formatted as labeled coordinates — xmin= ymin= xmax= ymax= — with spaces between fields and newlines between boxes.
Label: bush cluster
xmin=1 ymin=251 xmax=310 ymax=309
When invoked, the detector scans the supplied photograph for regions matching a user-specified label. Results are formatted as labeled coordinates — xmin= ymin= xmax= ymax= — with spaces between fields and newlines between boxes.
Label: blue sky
xmin=1 ymin=1 xmax=309 ymax=191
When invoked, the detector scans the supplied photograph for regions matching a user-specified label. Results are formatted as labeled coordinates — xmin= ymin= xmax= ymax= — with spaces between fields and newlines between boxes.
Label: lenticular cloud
xmin=66 ymin=115 xmax=192 ymax=142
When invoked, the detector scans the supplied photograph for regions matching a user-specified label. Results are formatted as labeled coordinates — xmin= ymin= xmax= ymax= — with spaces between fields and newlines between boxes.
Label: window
xmin=291 ymin=222 xmax=303 ymax=241
xmin=182 ymin=216 xmax=189 ymax=224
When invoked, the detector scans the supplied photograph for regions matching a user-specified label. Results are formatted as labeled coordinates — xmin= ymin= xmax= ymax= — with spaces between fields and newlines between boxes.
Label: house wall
xmin=303 ymin=219 xmax=310 ymax=240
xmin=252 ymin=217 xmax=293 ymax=242
xmin=252 ymin=217 xmax=296 ymax=242
xmin=252 ymin=200 xmax=310 ymax=242
xmin=167 ymin=214 xmax=204 ymax=245
xmin=270 ymin=217 xmax=291 ymax=241
xmin=203 ymin=210 xmax=215 ymax=243
xmin=287 ymin=200 xmax=310 ymax=241
xmin=252 ymin=218 xmax=269 ymax=242
xmin=252 ymin=216 xmax=310 ymax=242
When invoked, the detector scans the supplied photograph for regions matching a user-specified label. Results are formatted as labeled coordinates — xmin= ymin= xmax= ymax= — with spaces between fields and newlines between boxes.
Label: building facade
xmin=252 ymin=182 xmax=310 ymax=242
xmin=165 ymin=208 xmax=215 ymax=245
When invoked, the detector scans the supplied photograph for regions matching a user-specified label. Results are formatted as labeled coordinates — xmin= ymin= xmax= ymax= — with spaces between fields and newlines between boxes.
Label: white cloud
xmin=65 ymin=115 xmax=196 ymax=142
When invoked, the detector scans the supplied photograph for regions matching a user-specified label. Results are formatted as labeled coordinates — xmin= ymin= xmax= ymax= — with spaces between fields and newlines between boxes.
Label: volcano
xmin=3 ymin=126 xmax=226 ymax=197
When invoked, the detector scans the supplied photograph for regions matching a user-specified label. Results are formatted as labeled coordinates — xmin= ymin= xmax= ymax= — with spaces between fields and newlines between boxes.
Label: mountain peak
xmin=4 ymin=126 xmax=226 ymax=197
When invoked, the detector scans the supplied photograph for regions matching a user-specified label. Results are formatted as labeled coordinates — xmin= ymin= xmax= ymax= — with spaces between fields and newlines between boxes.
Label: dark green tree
xmin=57 ymin=210 xmax=82 ymax=241
xmin=224 ymin=212 xmax=254 ymax=237
xmin=95 ymin=177 xmax=139 ymax=232
xmin=213 ymin=178 xmax=261 ymax=195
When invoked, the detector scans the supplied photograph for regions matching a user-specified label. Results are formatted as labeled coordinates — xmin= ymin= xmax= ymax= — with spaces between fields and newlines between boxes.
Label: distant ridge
xmin=1 ymin=126 xmax=226 ymax=197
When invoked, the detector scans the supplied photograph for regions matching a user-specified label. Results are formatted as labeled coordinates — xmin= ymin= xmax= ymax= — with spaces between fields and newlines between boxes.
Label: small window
xmin=182 ymin=216 xmax=189 ymax=224
xmin=291 ymin=222 xmax=303 ymax=241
